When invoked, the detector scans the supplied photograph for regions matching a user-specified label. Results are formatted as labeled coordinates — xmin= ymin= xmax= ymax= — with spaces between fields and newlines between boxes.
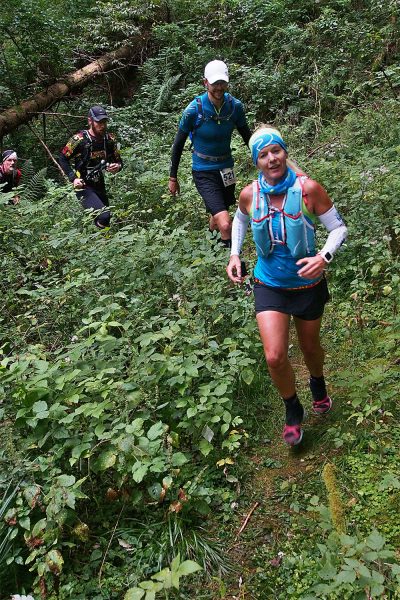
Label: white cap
xmin=204 ymin=60 xmax=229 ymax=84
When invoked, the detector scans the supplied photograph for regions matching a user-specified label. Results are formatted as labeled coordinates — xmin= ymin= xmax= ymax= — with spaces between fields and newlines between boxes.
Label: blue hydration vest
xmin=251 ymin=176 xmax=316 ymax=260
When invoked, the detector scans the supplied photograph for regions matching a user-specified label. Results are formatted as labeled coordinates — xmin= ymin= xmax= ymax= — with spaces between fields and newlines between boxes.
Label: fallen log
xmin=0 ymin=43 xmax=137 ymax=139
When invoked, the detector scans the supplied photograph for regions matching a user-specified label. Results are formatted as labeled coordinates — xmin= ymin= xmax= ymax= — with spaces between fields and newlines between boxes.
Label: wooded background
xmin=0 ymin=1 xmax=399 ymax=599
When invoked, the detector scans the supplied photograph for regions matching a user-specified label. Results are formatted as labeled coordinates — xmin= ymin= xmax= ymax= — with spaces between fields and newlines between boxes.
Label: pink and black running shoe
xmin=283 ymin=423 xmax=304 ymax=446
xmin=312 ymin=396 xmax=332 ymax=415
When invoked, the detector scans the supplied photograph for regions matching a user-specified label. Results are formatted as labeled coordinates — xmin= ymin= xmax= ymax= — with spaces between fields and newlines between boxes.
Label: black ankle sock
xmin=221 ymin=238 xmax=232 ymax=248
xmin=309 ymin=375 xmax=327 ymax=401
xmin=283 ymin=393 xmax=304 ymax=426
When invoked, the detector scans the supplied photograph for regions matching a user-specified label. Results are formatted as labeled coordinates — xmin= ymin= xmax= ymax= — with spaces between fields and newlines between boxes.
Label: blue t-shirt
xmin=179 ymin=92 xmax=247 ymax=171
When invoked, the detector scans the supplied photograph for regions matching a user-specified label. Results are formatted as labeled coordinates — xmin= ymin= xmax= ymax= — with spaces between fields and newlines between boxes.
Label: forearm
xmin=169 ymin=129 xmax=188 ymax=178
xmin=317 ymin=205 xmax=348 ymax=261
xmin=58 ymin=154 xmax=76 ymax=182
xmin=237 ymin=124 xmax=252 ymax=147
xmin=231 ymin=207 xmax=250 ymax=256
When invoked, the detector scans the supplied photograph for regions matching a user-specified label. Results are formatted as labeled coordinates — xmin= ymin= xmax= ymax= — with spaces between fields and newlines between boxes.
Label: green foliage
xmin=20 ymin=167 xmax=48 ymax=203
xmin=302 ymin=527 xmax=400 ymax=599
xmin=0 ymin=481 xmax=20 ymax=575
xmin=1 ymin=1 xmax=400 ymax=598
xmin=0 ymin=162 xmax=255 ymax=596
xmin=124 ymin=553 xmax=202 ymax=599
xmin=0 ymin=0 xmax=95 ymax=107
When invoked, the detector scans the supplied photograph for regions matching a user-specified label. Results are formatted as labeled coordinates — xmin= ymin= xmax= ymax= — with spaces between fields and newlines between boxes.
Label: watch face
xmin=325 ymin=252 xmax=332 ymax=262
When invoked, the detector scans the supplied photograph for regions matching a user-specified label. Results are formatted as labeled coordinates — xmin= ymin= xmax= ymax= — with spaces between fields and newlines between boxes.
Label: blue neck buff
xmin=250 ymin=131 xmax=287 ymax=165
xmin=258 ymin=166 xmax=297 ymax=195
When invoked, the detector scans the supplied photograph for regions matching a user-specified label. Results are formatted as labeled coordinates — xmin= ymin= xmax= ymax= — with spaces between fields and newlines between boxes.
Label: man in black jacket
xmin=59 ymin=105 xmax=122 ymax=228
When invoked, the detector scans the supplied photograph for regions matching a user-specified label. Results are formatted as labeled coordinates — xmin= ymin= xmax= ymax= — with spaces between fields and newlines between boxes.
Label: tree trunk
xmin=0 ymin=43 xmax=137 ymax=138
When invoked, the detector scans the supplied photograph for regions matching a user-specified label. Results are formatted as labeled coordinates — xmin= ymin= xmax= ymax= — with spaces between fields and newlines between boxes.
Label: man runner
xmin=168 ymin=60 xmax=251 ymax=248
xmin=59 ymin=105 xmax=122 ymax=228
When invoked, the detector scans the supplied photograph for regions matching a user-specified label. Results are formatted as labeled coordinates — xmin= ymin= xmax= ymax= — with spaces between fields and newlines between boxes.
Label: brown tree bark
xmin=0 ymin=43 xmax=136 ymax=138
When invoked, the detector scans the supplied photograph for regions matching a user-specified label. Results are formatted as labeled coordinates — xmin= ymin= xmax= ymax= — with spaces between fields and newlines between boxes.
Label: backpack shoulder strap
xmin=82 ymin=129 xmax=91 ymax=143
xmin=226 ymin=93 xmax=236 ymax=120
xmin=193 ymin=96 xmax=203 ymax=131
xmin=252 ymin=180 xmax=260 ymax=211
xmin=296 ymin=174 xmax=309 ymax=206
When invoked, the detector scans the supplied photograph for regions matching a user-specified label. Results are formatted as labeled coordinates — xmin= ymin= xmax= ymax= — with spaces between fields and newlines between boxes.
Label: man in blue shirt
xmin=168 ymin=60 xmax=251 ymax=247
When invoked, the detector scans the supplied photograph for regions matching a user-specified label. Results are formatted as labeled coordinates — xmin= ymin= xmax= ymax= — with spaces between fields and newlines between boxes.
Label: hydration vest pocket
xmin=284 ymin=213 xmax=315 ymax=259
xmin=251 ymin=216 xmax=272 ymax=257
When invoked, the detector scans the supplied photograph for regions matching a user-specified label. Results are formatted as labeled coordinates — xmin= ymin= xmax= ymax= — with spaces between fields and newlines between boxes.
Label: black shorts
xmin=76 ymin=185 xmax=109 ymax=208
xmin=254 ymin=278 xmax=330 ymax=321
xmin=76 ymin=185 xmax=111 ymax=227
xmin=192 ymin=169 xmax=236 ymax=216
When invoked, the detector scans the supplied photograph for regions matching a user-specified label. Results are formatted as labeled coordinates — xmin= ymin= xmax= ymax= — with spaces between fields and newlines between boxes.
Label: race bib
xmin=220 ymin=167 xmax=236 ymax=187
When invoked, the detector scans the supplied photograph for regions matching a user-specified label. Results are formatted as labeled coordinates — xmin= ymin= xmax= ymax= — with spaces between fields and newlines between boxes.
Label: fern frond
xmin=20 ymin=159 xmax=35 ymax=181
xmin=141 ymin=61 xmax=159 ymax=83
xmin=155 ymin=73 xmax=181 ymax=112
xmin=21 ymin=167 xmax=48 ymax=202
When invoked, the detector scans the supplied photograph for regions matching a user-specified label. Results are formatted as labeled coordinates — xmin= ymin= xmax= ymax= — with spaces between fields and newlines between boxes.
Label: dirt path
xmin=213 ymin=337 xmax=339 ymax=599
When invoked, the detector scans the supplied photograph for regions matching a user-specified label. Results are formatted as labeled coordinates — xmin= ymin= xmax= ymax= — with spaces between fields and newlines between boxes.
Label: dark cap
xmin=88 ymin=105 xmax=109 ymax=121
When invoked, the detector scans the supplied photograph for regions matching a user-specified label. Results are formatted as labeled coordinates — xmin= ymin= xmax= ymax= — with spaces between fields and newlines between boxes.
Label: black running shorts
xmin=192 ymin=169 xmax=236 ymax=216
xmin=76 ymin=185 xmax=111 ymax=227
xmin=254 ymin=277 xmax=330 ymax=320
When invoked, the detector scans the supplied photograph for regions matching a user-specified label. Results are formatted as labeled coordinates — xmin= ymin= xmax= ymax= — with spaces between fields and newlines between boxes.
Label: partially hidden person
xmin=0 ymin=150 xmax=21 ymax=204
xmin=226 ymin=126 xmax=348 ymax=446
xmin=168 ymin=60 xmax=251 ymax=248
xmin=59 ymin=105 xmax=122 ymax=228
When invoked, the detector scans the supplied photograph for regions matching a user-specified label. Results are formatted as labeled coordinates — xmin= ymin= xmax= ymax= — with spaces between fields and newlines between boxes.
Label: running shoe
xmin=312 ymin=396 xmax=332 ymax=415
xmin=283 ymin=423 xmax=303 ymax=446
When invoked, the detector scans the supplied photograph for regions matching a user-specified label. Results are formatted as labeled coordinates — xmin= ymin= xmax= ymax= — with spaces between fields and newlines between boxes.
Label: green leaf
xmin=126 ymin=418 xmax=145 ymax=436
xmin=132 ymin=463 xmax=148 ymax=483
xmin=124 ymin=588 xmax=145 ymax=600
xmin=366 ymin=530 xmax=385 ymax=551
xmin=45 ymin=549 xmax=64 ymax=575
xmin=71 ymin=442 xmax=91 ymax=459
xmin=32 ymin=518 xmax=47 ymax=537
xmin=97 ymin=449 xmax=117 ymax=470
xmin=335 ymin=569 xmax=356 ymax=584
xmin=378 ymin=473 xmax=400 ymax=490
xmin=199 ymin=439 xmax=213 ymax=457
xmin=214 ymin=383 xmax=227 ymax=396
xmin=358 ymin=564 xmax=371 ymax=579
xmin=171 ymin=452 xmax=188 ymax=467
xmin=370 ymin=582 xmax=385 ymax=596
xmin=391 ymin=564 xmax=400 ymax=576
xmin=241 ymin=368 xmax=254 ymax=385
xmin=19 ymin=517 xmax=31 ymax=530
xmin=370 ymin=569 xmax=384 ymax=585
xmin=318 ymin=560 xmax=337 ymax=580
xmin=152 ymin=567 xmax=172 ymax=588
xmin=222 ymin=410 xmax=231 ymax=424
xmin=340 ymin=534 xmax=356 ymax=547
xmin=178 ymin=560 xmax=202 ymax=576
xmin=147 ymin=422 xmax=164 ymax=441
xmin=147 ymin=482 xmax=162 ymax=500
xmin=171 ymin=553 xmax=181 ymax=572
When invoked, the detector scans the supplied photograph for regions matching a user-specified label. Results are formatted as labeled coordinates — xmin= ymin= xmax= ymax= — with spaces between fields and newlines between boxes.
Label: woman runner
xmin=226 ymin=127 xmax=348 ymax=445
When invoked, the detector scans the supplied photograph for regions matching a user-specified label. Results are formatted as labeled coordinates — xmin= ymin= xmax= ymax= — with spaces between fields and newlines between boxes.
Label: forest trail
xmin=212 ymin=332 xmax=341 ymax=600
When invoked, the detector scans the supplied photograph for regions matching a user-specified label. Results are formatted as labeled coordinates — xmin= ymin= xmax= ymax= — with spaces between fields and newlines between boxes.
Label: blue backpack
xmin=189 ymin=93 xmax=236 ymax=142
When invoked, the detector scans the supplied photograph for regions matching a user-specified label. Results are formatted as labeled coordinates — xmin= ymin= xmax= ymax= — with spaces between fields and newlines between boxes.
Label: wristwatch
xmin=319 ymin=251 xmax=333 ymax=263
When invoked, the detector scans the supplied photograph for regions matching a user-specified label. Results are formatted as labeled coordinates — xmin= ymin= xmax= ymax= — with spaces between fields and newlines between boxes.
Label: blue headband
xmin=250 ymin=132 xmax=287 ymax=165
